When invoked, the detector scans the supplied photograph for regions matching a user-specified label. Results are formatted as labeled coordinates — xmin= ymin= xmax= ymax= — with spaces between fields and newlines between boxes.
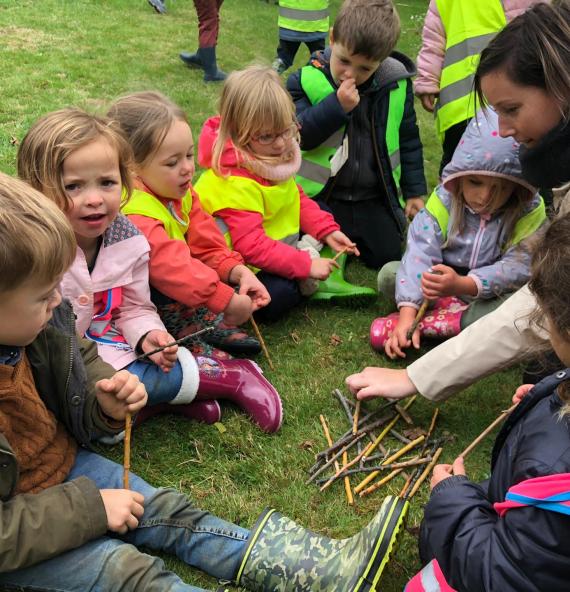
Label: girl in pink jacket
xmin=416 ymin=0 xmax=546 ymax=175
xmin=16 ymin=108 xmax=283 ymax=434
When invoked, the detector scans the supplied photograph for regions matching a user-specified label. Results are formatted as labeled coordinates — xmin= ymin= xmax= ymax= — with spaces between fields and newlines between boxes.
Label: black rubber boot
xmin=180 ymin=48 xmax=203 ymax=68
xmin=200 ymin=46 xmax=227 ymax=82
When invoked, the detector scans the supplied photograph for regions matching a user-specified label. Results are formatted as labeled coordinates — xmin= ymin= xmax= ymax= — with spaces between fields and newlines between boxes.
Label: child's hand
xmin=337 ymin=78 xmax=360 ymax=113
xmin=385 ymin=307 xmax=420 ymax=359
xmin=404 ymin=197 xmax=425 ymax=219
xmin=229 ymin=265 xmax=271 ymax=311
xmin=309 ymin=257 xmax=339 ymax=280
xmin=324 ymin=231 xmax=360 ymax=256
xmin=346 ymin=367 xmax=416 ymax=400
xmin=100 ymin=489 xmax=145 ymax=534
xmin=141 ymin=330 xmax=178 ymax=372
xmin=513 ymin=384 xmax=534 ymax=404
xmin=223 ymin=292 xmax=253 ymax=326
xmin=430 ymin=457 xmax=466 ymax=490
xmin=95 ymin=370 xmax=148 ymax=420
xmin=422 ymin=264 xmax=477 ymax=299
xmin=417 ymin=93 xmax=437 ymax=113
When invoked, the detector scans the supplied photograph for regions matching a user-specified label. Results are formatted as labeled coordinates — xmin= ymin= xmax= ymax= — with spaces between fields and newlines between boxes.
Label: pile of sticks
xmin=306 ymin=390 xmax=441 ymax=505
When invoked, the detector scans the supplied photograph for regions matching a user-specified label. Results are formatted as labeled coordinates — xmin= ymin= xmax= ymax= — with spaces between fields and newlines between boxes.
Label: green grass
xmin=0 ymin=1 xmax=522 ymax=589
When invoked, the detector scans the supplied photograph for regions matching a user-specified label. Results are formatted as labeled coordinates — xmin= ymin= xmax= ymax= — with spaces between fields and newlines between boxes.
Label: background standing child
xmin=406 ymin=214 xmax=570 ymax=592
xmin=371 ymin=110 xmax=546 ymax=358
xmin=17 ymin=108 xmax=282 ymax=433
xmin=287 ymin=0 xmax=427 ymax=269
xmin=415 ymin=0 xmax=545 ymax=175
xmin=195 ymin=65 xmax=376 ymax=322
xmin=272 ymin=0 xmax=330 ymax=75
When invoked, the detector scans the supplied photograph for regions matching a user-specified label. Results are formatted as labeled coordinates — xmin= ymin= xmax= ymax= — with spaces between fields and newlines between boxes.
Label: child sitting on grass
xmin=287 ymin=0 xmax=427 ymax=269
xmin=405 ymin=213 xmax=570 ymax=591
xmin=195 ymin=65 xmax=376 ymax=321
xmin=371 ymin=110 xmax=545 ymax=359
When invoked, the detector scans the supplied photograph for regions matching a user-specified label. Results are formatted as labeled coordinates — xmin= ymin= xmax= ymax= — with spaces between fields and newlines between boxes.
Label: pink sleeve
xmin=503 ymin=0 xmax=549 ymax=22
xmin=414 ymin=1 xmax=446 ymax=95
xmin=218 ymin=208 xmax=312 ymax=280
xmin=298 ymin=185 xmax=340 ymax=240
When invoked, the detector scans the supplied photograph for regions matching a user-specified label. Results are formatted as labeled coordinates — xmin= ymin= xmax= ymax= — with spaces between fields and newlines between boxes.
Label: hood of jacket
xmin=441 ymin=109 xmax=537 ymax=199
xmin=198 ymin=115 xmax=243 ymax=172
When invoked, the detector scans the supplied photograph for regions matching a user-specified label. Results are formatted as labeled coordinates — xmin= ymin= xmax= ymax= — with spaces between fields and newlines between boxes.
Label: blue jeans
xmin=0 ymin=450 xmax=249 ymax=591
xmin=127 ymin=358 xmax=183 ymax=405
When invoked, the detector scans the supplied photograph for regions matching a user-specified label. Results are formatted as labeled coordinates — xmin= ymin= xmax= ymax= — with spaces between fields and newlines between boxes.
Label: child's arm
xmin=128 ymin=214 xmax=236 ymax=314
xmin=398 ymin=80 xmax=428 ymax=203
xmin=287 ymin=70 xmax=350 ymax=151
xmin=414 ymin=0 xmax=445 ymax=106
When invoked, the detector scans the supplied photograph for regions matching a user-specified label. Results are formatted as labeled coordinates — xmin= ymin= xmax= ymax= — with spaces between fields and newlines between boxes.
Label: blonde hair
xmin=445 ymin=177 xmax=532 ymax=248
xmin=212 ymin=65 xmax=298 ymax=175
xmin=0 ymin=172 xmax=76 ymax=293
xmin=107 ymin=91 xmax=188 ymax=168
xmin=333 ymin=0 xmax=400 ymax=61
xmin=17 ymin=108 xmax=133 ymax=211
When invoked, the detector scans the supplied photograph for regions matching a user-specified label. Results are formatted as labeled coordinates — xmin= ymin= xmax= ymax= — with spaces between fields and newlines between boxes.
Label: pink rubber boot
xmin=195 ymin=356 xmax=283 ymax=433
xmin=369 ymin=312 xmax=400 ymax=351
xmin=134 ymin=400 xmax=222 ymax=428
xmin=418 ymin=296 xmax=468 ymax=339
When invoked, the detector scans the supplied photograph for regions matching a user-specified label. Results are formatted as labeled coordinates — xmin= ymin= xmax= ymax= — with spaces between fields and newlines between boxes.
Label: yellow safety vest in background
xmin=278 ymin=0 xmax=329 ymax=34
xmin=434 ymin=0 xmax=506 ymax=141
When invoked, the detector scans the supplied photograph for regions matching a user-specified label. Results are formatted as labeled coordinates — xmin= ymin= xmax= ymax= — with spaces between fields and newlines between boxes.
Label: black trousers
xmin=276 ymin=38 xmax=325 ymax=69
xmin=255 ymin=271 xmax=302 ymax=322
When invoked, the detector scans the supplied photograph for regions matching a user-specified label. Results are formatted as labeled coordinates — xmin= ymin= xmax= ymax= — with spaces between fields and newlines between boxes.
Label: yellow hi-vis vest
xmin=194 ymin=171 xmax=301 ymax=272
xmin=278 ymin=0 xmax=329 ymax=34
xmin=434 ymin=0 xmax=506 ymax=141
xmin=425 ymin=190 xmax=546 ymax=249
xmin=296 ymin=65 xmax=407 ymax=207
xmin=121 ymin=188 xmax=192 ymax=241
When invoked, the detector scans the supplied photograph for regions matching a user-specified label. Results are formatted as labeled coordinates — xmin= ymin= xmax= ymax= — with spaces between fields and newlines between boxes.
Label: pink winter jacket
xmin=415 ymin=0 xmax=548 ymax=95
xmin=61 ymin=215 xmax=166 ymax=369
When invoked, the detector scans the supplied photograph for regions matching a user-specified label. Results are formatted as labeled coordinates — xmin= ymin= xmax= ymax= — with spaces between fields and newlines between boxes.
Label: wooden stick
xmin=123 ymin=412 xmax=132 ymax=489
xmin=342 ymin=450 xmax=354 ymax=505
xmin=331 ymin=247 xmax=348 ymax=262
xmin=459 ymin=403 xmax=517 ymax=458
xmin=406 ymin=299 xmax=429 ymax=341
xmin=406 ymin=447 xmax=443 ymax=499
xmin=306 ymin=432 xmax=368 ymax=483
xmin=315 ymin=456 xmax=432 ymax=482
xmin=319 ymin=441 xmax=374 ymax=491
xmin=319 ymin=415 xmax=353 ymax=505
xmin=352 ymin=400 xmax=361 ymax=434
xmin=250 ymin=317 xmax=275 ymax=371
xmin=394 ymin=404 xmax=414 ymax=425
xmin=400 ymin=439 xmax=439 ymax=498
xmin=359 ymin=468 xmax=405 ymax=498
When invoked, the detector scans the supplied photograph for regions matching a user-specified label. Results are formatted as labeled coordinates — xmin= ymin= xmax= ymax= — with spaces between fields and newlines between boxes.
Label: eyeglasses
xmin=252 ymin=123 xmax=298 ymax=145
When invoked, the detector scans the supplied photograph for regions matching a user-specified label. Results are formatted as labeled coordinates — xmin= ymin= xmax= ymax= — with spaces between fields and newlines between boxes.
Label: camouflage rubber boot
xmin=235 ymin=496 xmax=409 ymax=592
xmin=310 ymin=246 xmax=377 ymax=304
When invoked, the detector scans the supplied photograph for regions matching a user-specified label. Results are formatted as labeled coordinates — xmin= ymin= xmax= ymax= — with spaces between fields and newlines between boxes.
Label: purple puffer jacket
xmin=415 ymin=0 xmax=548 ymax=95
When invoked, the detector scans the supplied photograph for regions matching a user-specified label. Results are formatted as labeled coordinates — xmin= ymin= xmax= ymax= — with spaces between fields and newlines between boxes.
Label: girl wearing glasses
xmin=195 ymin=65 xmax=367 ymax=321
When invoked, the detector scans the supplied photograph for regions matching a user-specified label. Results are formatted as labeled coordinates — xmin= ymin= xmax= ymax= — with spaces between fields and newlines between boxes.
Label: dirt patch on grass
xmin=1 ymin=26 xmax=59 ymax=51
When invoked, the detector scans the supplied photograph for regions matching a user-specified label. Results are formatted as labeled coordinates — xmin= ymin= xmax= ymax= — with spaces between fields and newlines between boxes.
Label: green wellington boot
xmin=310 ymin=246 xmax=377 ymax=303
xmin=235 ymin=496 xmax=409 ymax=592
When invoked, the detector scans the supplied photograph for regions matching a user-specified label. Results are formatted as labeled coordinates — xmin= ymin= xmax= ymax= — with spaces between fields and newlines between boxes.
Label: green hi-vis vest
xmin=296 ymin=65 xmax=407 ymax=207
xmin=278 ymin=0 xmax=329 ymax=34
xmin=122 ymin=189 xmax=192 ymax=241
xmin=434 ymin=0 xmax=506 ymax=141
xmin=425 ymin=190 xmax=546 ymax=249
xmin=194 ymin=171 xmax=301 ymax=273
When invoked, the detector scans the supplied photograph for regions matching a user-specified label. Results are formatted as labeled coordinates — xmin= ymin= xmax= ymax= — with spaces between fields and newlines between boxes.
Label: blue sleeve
xmin=396 ymin=207 xmax=444 ymax=307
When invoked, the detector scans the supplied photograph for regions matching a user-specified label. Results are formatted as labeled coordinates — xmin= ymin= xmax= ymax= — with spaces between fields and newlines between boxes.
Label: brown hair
xmin=212 ymin=65 xmax=298 ymax=175
xmin=107 ymin=91 xmax=188 ymax=167
xmin=0 ymin=172 xmax=75 ymax=293
xmin=474 ymin=2 xmax=570 ymax=122
xmin=17 ymin=108 xmax=133 ymax=211
xmin=332 ymin=0 xmax=400 ymax=61
xmin=528 ymin=213 xmax=570 ymax=414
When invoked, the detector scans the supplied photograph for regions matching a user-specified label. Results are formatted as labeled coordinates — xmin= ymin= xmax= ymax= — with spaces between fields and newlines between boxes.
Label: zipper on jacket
xmin=469 ymin=217 xmax=488 ymax=269
xmin=63 ymin=309 xmax=75 ymax=400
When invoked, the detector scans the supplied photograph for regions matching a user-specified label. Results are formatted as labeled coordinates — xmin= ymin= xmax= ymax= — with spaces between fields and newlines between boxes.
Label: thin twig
xmin=342 ymin=450 xmax=354 ymax=505
xmin=406 ymin=447 xmax=443 ymax=499
xmin=123 ymin=412 xmax=132 ymax=489
xmin=306 ymin=432 xmax=368 ymax=484
xmin=319 ymin=415 xmax=353 ymax=506
xmin=331 ymin=247 xmax=348 ymax=262
xmin=406 ymin=300 xmax=429 ymax=341
xmin=250 ymin=317 xmax=275 ymax=371
xmin=315 ymin=456 xmax=432 ymax=483
xmin=359 ymin=468 xmax=405 ymax=497
xmin=460 ymin=403 xmax=517 ymax=458
xmin=353 ymin=400 xmax=361 ymax=434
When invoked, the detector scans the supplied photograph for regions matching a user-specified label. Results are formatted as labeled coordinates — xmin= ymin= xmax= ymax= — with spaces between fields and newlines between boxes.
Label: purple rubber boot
xmin=134 ymin=400 xmax=221 ymax=428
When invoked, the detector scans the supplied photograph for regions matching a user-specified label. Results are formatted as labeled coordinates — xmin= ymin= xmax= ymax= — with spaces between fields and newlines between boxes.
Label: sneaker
xmin=272 ymin=57 xmax=287 ymax=75
xmin=148 ymin=0 xmax=166 ymax=14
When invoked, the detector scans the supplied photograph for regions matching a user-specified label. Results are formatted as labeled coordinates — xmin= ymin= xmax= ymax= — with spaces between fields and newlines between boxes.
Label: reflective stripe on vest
xmin=434 ymin=0 xmax=506 ymax=140
xmin=195 ymin=170 xmax=301 ymax=273
xmin=278 ymin=0 xmax=329 ymax=33
xmin=425 ymin=190 xmax=546 ymax=247
xmin=296 ymin=65 xmax=407 ymax=206
xmin=122 ymin=188 xmax=192 ymax=241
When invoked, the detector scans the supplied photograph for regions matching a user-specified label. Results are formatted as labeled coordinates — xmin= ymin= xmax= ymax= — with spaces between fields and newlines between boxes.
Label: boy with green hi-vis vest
xmin=287 ymin=0 xmax=427 ymax=270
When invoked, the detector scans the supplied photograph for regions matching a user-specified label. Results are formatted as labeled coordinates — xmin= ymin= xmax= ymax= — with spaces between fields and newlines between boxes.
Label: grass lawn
xmin=0 ymin=1 xmax=523 ymax=589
